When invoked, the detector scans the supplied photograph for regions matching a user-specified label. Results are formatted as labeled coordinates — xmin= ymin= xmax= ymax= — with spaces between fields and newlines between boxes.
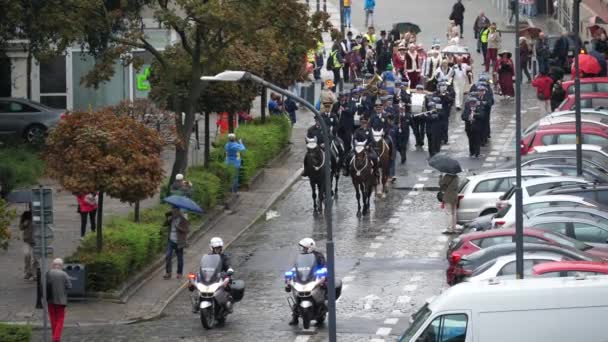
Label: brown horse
xmin=371 ymin=128 xmax=393 ymax=198
xmin=350 ymin=142 xmax=375 ymax=216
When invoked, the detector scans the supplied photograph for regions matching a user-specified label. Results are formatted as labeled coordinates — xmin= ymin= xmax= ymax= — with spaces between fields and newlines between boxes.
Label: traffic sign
xmin=33 ymin=225 xmax=54 ymax=245
xmin=32 ymin=211 xmax=54 ymax=225
xmin=33 ymin=246 xmax=54 ymax=258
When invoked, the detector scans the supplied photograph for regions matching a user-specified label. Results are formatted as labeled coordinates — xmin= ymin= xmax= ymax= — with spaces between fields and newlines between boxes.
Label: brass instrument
xmin=362 ymin=73 xmax=388 ymax=97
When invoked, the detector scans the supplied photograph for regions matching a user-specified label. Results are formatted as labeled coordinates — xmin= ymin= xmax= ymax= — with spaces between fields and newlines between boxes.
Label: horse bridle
xmin=375 ymin=139 xmax=389 ymax=159
xmin=351 ymin=151 xmax=370 ymax=176
xmin=312 ymin=149 xmax=325 ymax=171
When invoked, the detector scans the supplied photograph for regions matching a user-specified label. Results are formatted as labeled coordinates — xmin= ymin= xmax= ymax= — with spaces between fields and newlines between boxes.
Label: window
xmin=580 ymin=99 xmax=593 ymax=109
xmin=0 ymin=101 xmax=38 ymax=113
xmin=592 ymin=98 xmax=608 ymax=109
xmin=573 ymin=223 xmax=608 ymax=244
xmin=499 ymin=260 xmax=535 ymax=276
xmin=580 ymin=84 xmax=595 ymax=93
xmin=522 ymin=236 xmax=547 ymax=244
xmin=565 ymin=271 xmax=600 ymax=277
xmin=555 ymin=134 xmax=577 ymax=144
xmin=533 ymin=222 xmax=569 ymax=235
xmin=416 ymin=314 xmax=468 ymax=342
xmin=596 ymin=83 xmax=608 ymax=93
xmin=479 ymin=236 xmax=513 ymax=248
xmin=584 ymin=134 xmax=608 ymax=146
xmin=471 ymin=259 xmax=497 ymax=276
xmin=536 ymin=271 xmax=562 ymax=278
xmin=541 ymin=134 xmax=556 ymax=145
xmin=527 ymin=182 xmax=567 ymax=196
xmin=474 ymin=178 xmax=502 ymax=193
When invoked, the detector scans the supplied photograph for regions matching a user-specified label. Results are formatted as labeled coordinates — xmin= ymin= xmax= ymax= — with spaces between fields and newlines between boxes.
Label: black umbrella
xmin=5 ymin=190 xmax=33 ymax=203
xmin=393 ymin=22 xmax=421 ymax=34
xmin=428 ymin=154 xmax=462 ymax=174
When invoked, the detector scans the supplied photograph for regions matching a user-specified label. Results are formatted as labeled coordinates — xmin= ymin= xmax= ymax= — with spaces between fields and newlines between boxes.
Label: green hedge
xmin=0 ymin=147 xmax=45 ymax=197
xmin=66 ymin=117 xmax=292 ymax=292
xmin=0 ymin=324 xmax=31 ymax=342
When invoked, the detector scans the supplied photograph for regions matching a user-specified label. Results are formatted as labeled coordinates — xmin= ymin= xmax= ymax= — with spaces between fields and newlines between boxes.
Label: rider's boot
xmin=288 ymin=314 xmax=299 ymax=326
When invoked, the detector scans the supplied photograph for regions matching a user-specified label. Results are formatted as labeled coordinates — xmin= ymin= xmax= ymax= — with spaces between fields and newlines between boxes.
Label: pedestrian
xmin=485 ymin=23 xmax=501 ymax=72
xmin=285 ymin=95 xmax=298 ymax=126
xmin=335 ymin=91 xmax=354 ymax=152
xmin=452 ymin=58 xmax=471 ymax=110
xmin=76 ymin=192 xmax=97 ymax=239
xmin=268 ymin=93 xmax=283 ymax=115
xmin=46 ymin=258 xmax=72 ymax=342
xmin=423 ymin=49 xmax=442 ymax=91
xmin=520 ymin=0 xmax=537 ymax=17
xmin=225 ymin=133 xmax=246 ymax=193
xmin=329 ymin=41 xmax=344 ymax=91
xmin=594 ymin=32 xmax=608 ymax=56
xmin=479 ymin=22 xmax=490 ymax=64
xmin=536 ymin=31 xmax=550 ymax=75
xmin=439 ymin=173 xmax=460 ymax=234
xmin=552 ymin=31 xmax=570 ymax=71
xmin=462 ymin=97 xmax=482 ymax=158
xmin=550 ymin=80 xmax=566 ymax=112
xmin=508 ymin=0 xmax=516 ymax=24
xmin=343 ymin=0 xmax=352 ymax=28
xmin=425 ymin=100 xmax=442 ymax=157
xmin=404 ymin=43 xmax=421 ymax=88
xmin=410 ymin=85 xmax=427 ymax=148
xmin=496 ymin=51 xmax=515 ymax=98
xmin=375 ymin=30 xmax=390 ymax=73
xmin=449 ymin=0 xmax=465 ymax=38
xmin=364 ymin=26 xmax=376 ymax=46
xmin=321 ymin=80 xmax=337 ymax=105
xmin=396 ymin=103 xmax=411 ymax=164
xmin=163 ymin=206 xmax=190 ymax=280
xmin=364 ymin=0 xmax=375 ymax=28
xmin=519 ymin=37 xmax=532 ymax=83
xmin=19 ymin=210 xmax=37 ymax=281
xmin=473 ymin=11 xmax=490 ymax=54
xmin=170 ymin=173 xmax=193 ymax=197
xmin=342 ymin=31 xmax=355 ymax=83
xmin=435 ymin=59 xmax=455 ymax=84
xmin=532 ymin=71 xmax=553 ymax=114
xmin=393 ymin=43 xmax=406 ymax=79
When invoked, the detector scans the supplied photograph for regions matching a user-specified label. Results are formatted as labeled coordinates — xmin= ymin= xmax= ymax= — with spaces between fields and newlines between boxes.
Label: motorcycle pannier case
xmin=335 ymin=278 xmax=343 ymax=300
xmin=231 ymin=280 xmax=245 ymax=302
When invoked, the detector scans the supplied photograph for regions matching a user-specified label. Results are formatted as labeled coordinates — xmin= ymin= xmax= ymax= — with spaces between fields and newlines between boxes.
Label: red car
xmin=557 ymin=92 xmax=608 ymax=111
xmin=532 ymin=260 xmax=608 ymax=276
xmin=445 ymin=227 xmax=608 ymax=284
xmin=521 ymin=120 xmax=608 ymax=155
xmin=562 ymin=77 xmax=608 ymax=95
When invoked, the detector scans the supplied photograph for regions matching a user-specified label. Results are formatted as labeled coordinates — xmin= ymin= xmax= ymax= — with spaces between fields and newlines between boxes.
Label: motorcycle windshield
xmin=199 ymin=254 xmax=222 ymax=284
xmin=295 ymin=254 xmax=317 ymax=283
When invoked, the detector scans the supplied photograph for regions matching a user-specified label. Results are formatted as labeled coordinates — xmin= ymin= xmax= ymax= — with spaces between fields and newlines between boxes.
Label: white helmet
xmin=210 ymin=237 xmax=224 ymax=252
xmin=299 ymin=238 xmax=315 ymax=254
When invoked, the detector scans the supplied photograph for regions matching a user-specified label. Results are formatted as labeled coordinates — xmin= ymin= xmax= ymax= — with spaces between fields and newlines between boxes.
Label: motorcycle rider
xmin=190 ymin=237 xmax=234 ymax=313
xmin=287 ymin=238 xmax=326 ymax=326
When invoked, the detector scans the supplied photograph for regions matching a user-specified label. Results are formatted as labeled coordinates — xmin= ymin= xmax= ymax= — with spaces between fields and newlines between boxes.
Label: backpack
xmin=326 ymin=52 xmax=334 ymax=71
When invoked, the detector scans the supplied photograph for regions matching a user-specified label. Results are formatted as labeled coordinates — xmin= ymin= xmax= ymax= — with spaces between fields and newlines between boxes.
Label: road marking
xmin=392 ymin=309 xmax=405 ymax=316
xmin=423 ymin=169 xmax=433 ymax=173
xmin=490 ymin=151 xmax=500 ymax=156
xmin=413 ymin=183 xmax=424 ymax=189
xmin=343 ymin=275 xmax=355 ymax=282
xmin=403 ymin=284 xmax=418 ymax=292
xmin=486 ymin=157 xmax=497 ymax=162
xmin=294 ymin=336 xmax=310 ymax=342
xmin=427 ymin=251 xmax=440 ymax=258
xmin=370 ymin=339 xmax=386 ymax=342
xmin=384 ymin=318 xmax=399 ymax=325
xmin=370 ymin=243 xmax=382 ymax=249
xmin=397 ymin=295 xmax=411 ymax=304
xmin=408 ymin=191 xmax=420 ymax=196
xmin=403 ymin=199 xmax=413 ymax=204
xmin=437 ymin=235 xmax=448 ymax=242
xmin=418 ymin=176 xmax=429 ymax=182
xmin=376 ymin=327 xmax=392 ymax=336
xmin=410 ymin=275 xmax=423 ymax=282
xmin=388 ymin=217 xmax=400 ymax=224
xmin=528 ymin=106 xmax=540 ymax=110
xmin=393 ymin=250 xmax=409 ymax=257
xmin=382 ymin=228 xmax=393 ymax=233
xmin=375 ymin=235 xmax=386 ymax=240
xmin=482 ymin=163 xmax=494 ymax=168
xmin=365 ymin=252 xmax=376 ymax=258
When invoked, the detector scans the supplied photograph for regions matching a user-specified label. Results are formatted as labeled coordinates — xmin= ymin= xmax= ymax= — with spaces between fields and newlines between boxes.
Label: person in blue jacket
xmin=225 ymin=133 xmax=246 ymax=193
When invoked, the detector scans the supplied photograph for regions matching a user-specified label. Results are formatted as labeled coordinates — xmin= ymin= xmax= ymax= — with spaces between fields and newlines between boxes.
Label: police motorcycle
xmin=284 ymin=254 xmax=342 ymax=329
xmin=188 ymin=254 xmax=245 ymax=329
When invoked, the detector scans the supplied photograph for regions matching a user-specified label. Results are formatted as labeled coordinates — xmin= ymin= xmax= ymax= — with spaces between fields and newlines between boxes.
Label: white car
xmin=491 ymin=194 xmax=599 ymax=229
xmin=466 ymin=252 xmax=566 ymax=282
xmin=495 ymin=176 xmax=590 ymax=211
xmin=529 ymin=144 xmax=608 ymax=169
xmin=456 ymin=168 xmax=561 ymax=223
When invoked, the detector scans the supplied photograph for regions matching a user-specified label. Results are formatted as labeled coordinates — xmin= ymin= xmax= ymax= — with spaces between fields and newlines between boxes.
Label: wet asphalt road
xmin=32 ymin=0 xmax=550 ymax=341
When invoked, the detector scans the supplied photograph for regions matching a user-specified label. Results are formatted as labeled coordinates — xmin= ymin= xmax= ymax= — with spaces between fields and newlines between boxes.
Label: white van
xmin=398 ymin=276 xmax=608 ymax=342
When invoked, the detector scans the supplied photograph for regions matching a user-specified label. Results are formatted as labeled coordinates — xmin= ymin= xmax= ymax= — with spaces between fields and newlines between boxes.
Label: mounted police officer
xmin=343 ymin=117 xmax=379 ymax=177
xmin=334 ymin=91 xmax=355 ymax=153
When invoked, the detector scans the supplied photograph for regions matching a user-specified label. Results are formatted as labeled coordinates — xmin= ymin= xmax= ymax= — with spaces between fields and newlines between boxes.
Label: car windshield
xmin=543 ymin=232 xmax=590 ymax=251
xmin=494 ymin=204 xmax=511 ymax=218
xmin=458 ymin=178 xmax=470 ymax=193
xmin=398 ymin=304 xmax=432 ymax=342
xmin=471 ymin=259 xmax=497 ymax=276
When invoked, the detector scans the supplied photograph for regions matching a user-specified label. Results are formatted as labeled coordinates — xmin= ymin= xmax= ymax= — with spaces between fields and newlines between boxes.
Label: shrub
xmin=0 ymin=198 xmax=16 ymax=250
xmin=0 ymin=147 xmax=45 ymax=197
xmin=188 ymin=167 xmax=222 ymax=210
xmin=0 ymin=323 xmax=32 ymax=342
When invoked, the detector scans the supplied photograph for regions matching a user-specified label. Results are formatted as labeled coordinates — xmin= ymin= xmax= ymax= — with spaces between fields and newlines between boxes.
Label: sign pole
xmin=38 ymin=186 xmax=49 ymax=342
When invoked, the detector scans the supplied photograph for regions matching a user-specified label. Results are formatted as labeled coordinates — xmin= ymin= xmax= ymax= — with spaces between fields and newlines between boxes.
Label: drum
xmin=410 ymin=93 xmax=426 ymax=113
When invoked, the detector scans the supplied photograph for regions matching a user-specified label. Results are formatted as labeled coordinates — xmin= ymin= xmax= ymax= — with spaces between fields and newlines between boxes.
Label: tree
xmin=45 ymin=109 xmax=164 ymax=252
xmin=0 ymin=198 xmax=15 ymax=250
xmin=78 ymin=0 xmax=329 ymax=179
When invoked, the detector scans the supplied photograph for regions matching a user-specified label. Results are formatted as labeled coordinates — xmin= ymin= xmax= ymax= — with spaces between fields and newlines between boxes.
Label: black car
xmin=536 ymin=183 xmax=608 ymax=206
xmin=451 ymin=242 xmax=602 ymax=285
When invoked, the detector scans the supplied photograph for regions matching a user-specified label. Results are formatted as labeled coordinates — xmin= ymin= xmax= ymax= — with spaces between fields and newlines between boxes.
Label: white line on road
xmin=413 ymin=183 xmax=424 ymax=189
xmin=410 ymin=275 xmax=423 ymax=282
xmin=343 ymin=275 xmax=355 ymax=282
xmin=375 ymin=235 xmax=386 ymax=240
xmin=403 ymin=284 xmax=418 ymax=292
xmin=397 ymin=295 xmax=411 ymax=304
xmin=388 ymin=218 xmax=400 ymax=224
xmin=486 ymin=157 xmax=497 ymax=162
xmin=482 ymin=163 xmax=494 ymax=168
xmin=408 ymin=191 xmax=420 ymax=196
xmin=393 ymin=250 xmax=409 ymax=257
xmin=370 ymin=339 xmax=386 ymax=342
xmin=437 ymin=235 xmax=448 ymax=242
xmin=423 ymin=169 xmax=433 ymax=173
xmin=418 ymin=176 xmax=429 ymax=182
xmin=490 ymin=151 xmax=500 ymax=156
xmin=294 ymin=336 xmax=310 ymax=342
xmin=403 ymin=199 xmax=413 ymax=204
xmin=370 ymin=243 xmax=382 ymax=249
xmin=365 ymin=252 xmax=376 ymax=258
xmin=376 ymin=327 xmax=392 ymax=336
xmin=384 ymin=318 xmax=400 ymax=325
xmin=427 ymin=251 xmax=440 ymax=258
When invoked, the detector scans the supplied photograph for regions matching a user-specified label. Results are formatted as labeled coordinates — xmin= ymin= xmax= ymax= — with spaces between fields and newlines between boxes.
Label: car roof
xmin=525 ymin=205 xmax=608 ymax=219
xmin=532 ymin=261 xmax=608 ymax=274
xmin=459 ymin=227 xmax=547 ymax=241
xmin=467 ymin=168 xmax=560 ymax=180
xmin=462 ymin=242 xmax=596 ymax=263
xmin=565 ymin=92 xmax=608 ymax=99
xmin=491 ymin=251 xmax=565 ymax=263
xmin=538 ymin=116 xmax=608 ymax=128
xmin=536 ymin=183 xmax=608 ymax=196
xmin=547 ymin=109 xmax=608 ymax=117
xmin=528 ymin=215 xmax=608 ymax=227
xmin=532 ymin=144 xmax=604 ymax=152
xmin=561 ymin=77 xmax=608 ymax=86
xmin=515 ymin=194 xmax=593 ymax=205
xmin=521 ymin=176 xmax=588 ymax=187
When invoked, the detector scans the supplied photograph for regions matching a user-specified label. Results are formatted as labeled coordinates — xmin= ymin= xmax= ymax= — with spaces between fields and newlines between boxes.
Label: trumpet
xmin=362 ymin=74 xmax=388 ymax=97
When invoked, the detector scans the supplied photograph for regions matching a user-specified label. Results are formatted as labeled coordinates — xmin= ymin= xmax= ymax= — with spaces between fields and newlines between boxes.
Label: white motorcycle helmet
xmin=299 ymin=237 xmax=315 ymax=254
xmin=210 ymin=237 xmax=224 ymax=253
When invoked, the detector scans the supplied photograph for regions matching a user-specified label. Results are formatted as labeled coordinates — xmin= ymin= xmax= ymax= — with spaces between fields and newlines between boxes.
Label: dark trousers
xmin=481 ymin=43 xmax=488 ymax=63
xmin=80 ymin=210 xmax=96 ymax=237
xmin=538 ymin=57 xmax=548 ymax=75
xmin=411 ymin=117 xmax=426 ymax=146
xmin=332 ymin=68 xmax=342 ymax=92
xmin=427 ymin=127 xmax=442 ymax=157
xmin=165 ymin=240 xmax=184 ymax=275
xmin=342 ymin=63 xmax=351 ymax=83
xmin=456 ymin=20 xmax=463 ymax=36
xmin=521 ymin=62 xmax=532 ymax=82
xmin=466 ymin=121 xmax=482 ymax=156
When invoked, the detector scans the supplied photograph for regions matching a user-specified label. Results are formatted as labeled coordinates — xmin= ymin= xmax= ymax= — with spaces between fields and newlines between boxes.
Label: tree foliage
xmin=44 ymin=109 xmax=164 ymax=203
xmin=107 ymin=99 xmax=177 ymax=146
xmin=0 ymin=198 xmax=15 ymax=250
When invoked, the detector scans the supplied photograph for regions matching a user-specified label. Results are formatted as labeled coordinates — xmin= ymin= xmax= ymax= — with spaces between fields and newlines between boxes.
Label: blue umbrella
xmin=163 ymin=195 xmax=204 ymax=214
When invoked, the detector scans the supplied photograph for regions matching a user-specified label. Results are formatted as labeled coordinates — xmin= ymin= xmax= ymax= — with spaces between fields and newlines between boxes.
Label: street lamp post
xmin=201 ymin=71 xmax=338 ymax=342
xmin=573 ymin=0 xmax=583 ymax=176
xmin=514 ymin=0 xmax=524 ymax=278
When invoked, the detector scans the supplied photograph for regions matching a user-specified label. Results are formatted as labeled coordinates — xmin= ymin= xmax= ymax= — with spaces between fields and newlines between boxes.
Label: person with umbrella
xmin=225 ymin=133 xmax=246 ymax=193
xmin=428 ymin=154 xmax=462 ymax=234
xmin=495 ymin=50 xmax=515 ymax=98
xmin=163 ymin=205 xmax=191 ymax=280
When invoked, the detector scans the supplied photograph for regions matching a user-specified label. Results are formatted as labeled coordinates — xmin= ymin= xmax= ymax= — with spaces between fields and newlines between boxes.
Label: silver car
xmin=0 ymin=97 xmax=65 ymax=142
xmin=457 ymin=168 xmax=561 ymax=223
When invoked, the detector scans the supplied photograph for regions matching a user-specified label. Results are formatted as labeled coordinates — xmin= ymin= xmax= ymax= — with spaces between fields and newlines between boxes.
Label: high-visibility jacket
xmin=307 ymin=49 xmax=316 ymax=63
xmin=480 ymin=28 xmax=489 ymax=44
xmin=364 ymin=33 xmax=376 ymax=45
xmin=316 ymin=41 xmax=324 ymax=56
xmin=330 ymin=50 xmax=343 ymax=69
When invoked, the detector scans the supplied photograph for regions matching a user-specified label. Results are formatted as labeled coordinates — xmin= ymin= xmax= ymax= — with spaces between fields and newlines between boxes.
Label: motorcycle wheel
xmin=302 ymin=309 xmax=313 ymax=329
xmin=200 ymin=307 xmax=215 ymax=329
xmin=316 ymin=313 xmax=326 ymax=325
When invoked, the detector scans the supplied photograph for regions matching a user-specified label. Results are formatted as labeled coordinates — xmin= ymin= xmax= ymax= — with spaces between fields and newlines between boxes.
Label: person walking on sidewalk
xmin=364 ymin=0 xmax=375 ymax=28
xmin=170 ymin=173 xmax=193 ymax=197
xmin=532 ymin=71 xmax=553 ymax=114
xmin=485 ymin=23 xmax=501 ymax=73
xmin=508 ymin=0 xmax=516 ymax=24
xmin=343 ymin=0 xmax=352 ymax=28
xmin=163 ymin=207 xmax=190 ymax=280
xmin=536 ymin=31 xmax=550 ymax=74
xmin=439 ymin=173 xmax=460 ymax=234
xmin=449 ymin=0 xmax=465 ymax=38
xmin=19 ymin=210 xmax=37 ymax=281
xmin=46 ymin=258 xmax=72 ymax=342
xmin=76 ymin=192 xmax=97 ymax=239
xmin=473 ymin=11 xmax=490 ymax=54
xmin=225 ymin=133 xmax=246 ymax=193
xmin=519 ymin=37 xmax=532 ymax=83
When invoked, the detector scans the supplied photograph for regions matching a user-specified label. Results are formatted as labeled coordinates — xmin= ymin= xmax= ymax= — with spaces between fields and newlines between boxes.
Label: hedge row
xmin=66 ymin=116 xmax=292 ymax=292
xmin=0 ymin=324 xmax=32 ymax=342
xmin=0 ymin=146 xmax=45 ymax=197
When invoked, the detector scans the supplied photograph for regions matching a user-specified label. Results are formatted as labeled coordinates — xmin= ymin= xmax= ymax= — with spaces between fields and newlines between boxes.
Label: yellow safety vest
xmin=344 ymin=0 xmax=351 ymax=6
xmin=316 ymin=41 xmax=324 ymax=56
xmin=364 ymin=33 xmax=376 ymax=45
xmin=331 ymin=50 xmax=343 ymax=69
xmin=480 ymin=28 xmax=489 ymax=43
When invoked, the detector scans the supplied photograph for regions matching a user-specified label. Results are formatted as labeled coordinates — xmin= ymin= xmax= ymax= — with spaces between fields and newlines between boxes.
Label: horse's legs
xmin=310 ymin=180 xmax=318 ymax=212
xmin=319 ymin=181 xmax=325 ymax=212
xmin=362 ymin=183 xmax=369 ymax=215
xmin=334 ymin=171 xmax=340 ymax=199
xmin=354 ymin=181 xmax=361 ymax=216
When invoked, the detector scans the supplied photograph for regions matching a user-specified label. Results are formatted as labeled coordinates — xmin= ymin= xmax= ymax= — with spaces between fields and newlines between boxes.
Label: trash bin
xmin=300 ymin=83 xmax=316 ymax=106
xmin=64 ymin=264 xmax=86 ymax=299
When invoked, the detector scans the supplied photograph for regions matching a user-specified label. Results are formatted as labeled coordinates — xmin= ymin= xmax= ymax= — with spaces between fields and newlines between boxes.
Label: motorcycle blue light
xmin=284 ymin=271 xmax=294 ymax=277
xmin=315 ymin=268 xmax=328 ymax=276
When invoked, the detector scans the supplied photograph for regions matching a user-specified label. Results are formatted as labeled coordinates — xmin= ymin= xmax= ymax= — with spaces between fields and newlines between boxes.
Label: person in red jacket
xmin=531 ymin=71 xmax=553 ymax=114
xmin=76 ymin=193 xmax=97 ymax=239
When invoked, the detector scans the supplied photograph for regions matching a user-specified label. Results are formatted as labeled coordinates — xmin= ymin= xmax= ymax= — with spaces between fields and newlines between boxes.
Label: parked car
xmin=523 ymin=206 xmax=608 ymax=228
xmin=561 ymin=76 xmax=608 ymax=95
xmin=491 ymin=194 xmax=599 ymax=228
xmin=525 ymin=110 xmax=608 ymax=138
xmin=466 ymin=252 xmax=566 ymax=282
xmin=532 ymin=261 xmax=608 ymax=277
xmin=527 ymin=216 xmax=608 ymax=245
xmin=500 ymin=155 xmax=608 ymax=183
xmin=528 ymin=144 xmax=608 ymax=169
xmin=446 ymin=227 xmax=608 ymax=262
xmin=534 ymin=183 xmax=608 ymax=205
xmin=557 ymin=92 xmax=608 ymax=111
xmin=521 ymin=120 xmax=608 ymax=155
xmin=0 ymin=97 xmax=65 ymax=142
xmin=456 ymin=168 xmax=561 ymax=223
xmin=447 ymin=242 xmax=602 ymax=285
xmin=499 ymin=176 xmax=589 ymax=202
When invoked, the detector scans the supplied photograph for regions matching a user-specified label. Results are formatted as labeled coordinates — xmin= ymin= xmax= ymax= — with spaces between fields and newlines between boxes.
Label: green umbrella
xmin=393 ymin=22 xmax=421 ymax=34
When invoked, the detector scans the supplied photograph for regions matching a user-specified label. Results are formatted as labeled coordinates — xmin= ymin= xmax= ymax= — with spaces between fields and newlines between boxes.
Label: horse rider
xmin=385 ymin=114 xmax=398 ymax=182
xmin=302 ymin=118 xmax=325 ymax=178
xmin=396 ymin=103 xmax=411 ymax=164
xmin=410 ymin=84 xmax=428 ymax=148
xmin=287 ymin=238 xmax=326 ymax=326
xmin=424 ymin=99 xmax=442 ymax=157
xmin=462 ymin=96 xmax=484 ymax=158
xmin=334 ymin=91 xmax=355 ymax=153
xmin=343 ymin=117 xmax=379 ymax=177
xmin=369 ymin=98 xmax=386 ymax=130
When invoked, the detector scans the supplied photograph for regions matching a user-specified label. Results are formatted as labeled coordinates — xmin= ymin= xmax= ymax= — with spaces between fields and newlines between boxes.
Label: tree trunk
xmin=96 ymin=191 xmax=104 ymax=253
xmin=261 ymin=87 xmax=267 ymax=123
xmin=204 ymin=111 xmax=210 ymax=166
xmin=134 ymin=201 xmax=140 ymax=223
